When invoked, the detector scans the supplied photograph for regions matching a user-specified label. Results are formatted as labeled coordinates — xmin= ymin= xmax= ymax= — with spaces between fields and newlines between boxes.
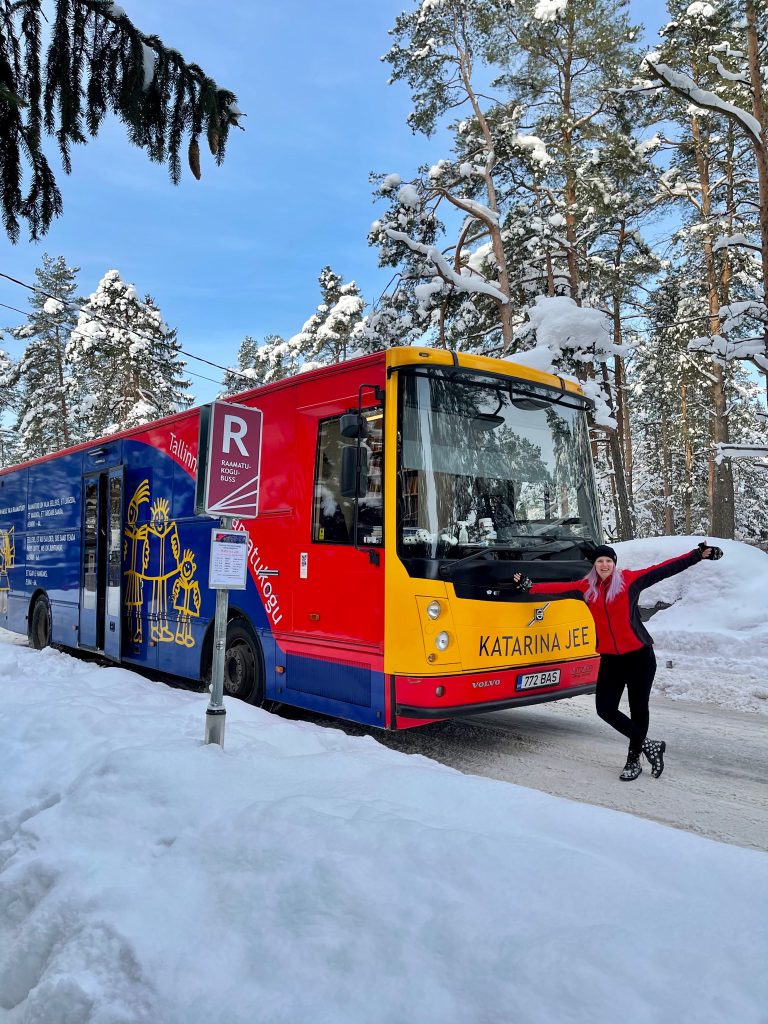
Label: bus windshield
xmin=398 ymin=369 xmax=601 ymax=560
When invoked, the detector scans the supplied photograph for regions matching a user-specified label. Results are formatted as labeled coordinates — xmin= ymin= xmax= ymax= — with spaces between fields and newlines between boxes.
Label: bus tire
xmin=223 ymin=619 xmax=265 ymax=705
xmin=29 ymin=595 xmax=52 ymax=651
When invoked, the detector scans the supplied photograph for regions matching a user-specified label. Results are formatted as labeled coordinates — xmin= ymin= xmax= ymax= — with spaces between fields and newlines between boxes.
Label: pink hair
xmin=584 ymin=564 xmax=626 ymax=604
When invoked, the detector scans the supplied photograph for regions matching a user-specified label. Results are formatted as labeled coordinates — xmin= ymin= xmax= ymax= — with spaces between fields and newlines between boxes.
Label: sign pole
xmin=205 ymin=513 xmax=233 ymax=746
xmin=197 ymin=400 xmax=264 ymax=749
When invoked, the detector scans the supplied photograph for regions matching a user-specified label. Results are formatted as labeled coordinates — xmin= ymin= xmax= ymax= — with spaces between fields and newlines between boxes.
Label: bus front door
xmin=80 ymin=468 xmax=123 ymax=658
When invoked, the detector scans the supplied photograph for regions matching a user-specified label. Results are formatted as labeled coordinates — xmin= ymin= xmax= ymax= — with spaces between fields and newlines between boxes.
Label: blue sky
xmin=0 ymin=0 xmax=671 ymax=404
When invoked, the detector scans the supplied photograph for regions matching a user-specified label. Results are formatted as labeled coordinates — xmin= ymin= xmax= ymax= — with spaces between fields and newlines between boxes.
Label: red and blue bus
xmin=0 ymin=347 xmax=603 ymax=728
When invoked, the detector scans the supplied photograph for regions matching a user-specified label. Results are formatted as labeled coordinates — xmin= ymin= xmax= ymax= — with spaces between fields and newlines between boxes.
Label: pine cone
xmin=188 ymin=138 xmax=201 ymax=180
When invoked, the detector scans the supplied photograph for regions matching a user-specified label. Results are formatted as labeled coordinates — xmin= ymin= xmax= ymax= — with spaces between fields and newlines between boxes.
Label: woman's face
xmin=594 ymin=556 xmax=615 ymax=580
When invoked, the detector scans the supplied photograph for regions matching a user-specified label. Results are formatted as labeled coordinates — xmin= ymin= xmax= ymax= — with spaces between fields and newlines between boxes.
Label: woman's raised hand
xmin=699 ymin=542 xmax=724 ymax=560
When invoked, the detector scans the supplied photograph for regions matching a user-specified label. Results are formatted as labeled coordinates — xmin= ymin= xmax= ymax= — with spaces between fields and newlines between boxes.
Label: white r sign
xmin=222 ymin=415 xmax=250 ymax=457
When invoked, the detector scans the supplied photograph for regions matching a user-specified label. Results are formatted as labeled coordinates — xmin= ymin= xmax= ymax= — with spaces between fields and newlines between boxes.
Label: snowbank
xmin=615 ymin=537 xmax=768 ymax=714
xmin=0 ymin=642 xmax=766 ymax=1023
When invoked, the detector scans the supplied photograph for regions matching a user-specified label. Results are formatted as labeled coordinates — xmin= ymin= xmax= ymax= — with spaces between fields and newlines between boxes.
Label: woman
xmin=515 ymin=542 xmax=722 ymax=781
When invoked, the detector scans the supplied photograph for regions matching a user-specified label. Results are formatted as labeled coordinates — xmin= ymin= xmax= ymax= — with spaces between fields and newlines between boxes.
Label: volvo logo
xmin=527 ymin=602 xmax=550 ymax=627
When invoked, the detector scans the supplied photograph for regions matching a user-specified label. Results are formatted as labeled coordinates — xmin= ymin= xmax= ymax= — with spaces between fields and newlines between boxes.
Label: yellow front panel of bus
xmin=383 ymin=553 xmax=595 ymax=676
xmin=382 ymin=346 xmax=596 ymax=678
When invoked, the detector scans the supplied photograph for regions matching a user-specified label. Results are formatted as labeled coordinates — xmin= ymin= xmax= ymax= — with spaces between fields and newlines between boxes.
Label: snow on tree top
xmin=514 ymin=135 xmax=552 ymax=167
xmin=685 ymin=2 xmax=715 ymax=17
xmin=397 ymin=184 xmax=420 ymax=209
xmin=533 ymin=0 xmax=567 ymax=22
xmin=381 ymin=174 xmax=402 ymax=193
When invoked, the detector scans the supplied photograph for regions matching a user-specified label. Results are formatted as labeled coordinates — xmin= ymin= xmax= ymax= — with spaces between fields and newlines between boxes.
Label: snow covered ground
xmin=0 ymin=536 xmax=766 ymax=1022
xmin=0 ymin=657 xmax=765 ymax=1020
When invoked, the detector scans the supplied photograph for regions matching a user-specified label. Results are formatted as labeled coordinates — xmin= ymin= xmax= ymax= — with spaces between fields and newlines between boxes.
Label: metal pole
xmin=205 ymin=514 xmax=232 ymax=747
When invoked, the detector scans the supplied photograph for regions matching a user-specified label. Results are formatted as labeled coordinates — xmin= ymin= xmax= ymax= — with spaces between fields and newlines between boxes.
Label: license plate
xmin=516 ymin=669 xmax=561 ymax=691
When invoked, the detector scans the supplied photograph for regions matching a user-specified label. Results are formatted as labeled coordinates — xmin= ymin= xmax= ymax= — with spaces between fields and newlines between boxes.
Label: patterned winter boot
xmin=642 ymin=738 xmax=666 ymax=779
xmin=619 ymin=752 xmax=642 ymax=781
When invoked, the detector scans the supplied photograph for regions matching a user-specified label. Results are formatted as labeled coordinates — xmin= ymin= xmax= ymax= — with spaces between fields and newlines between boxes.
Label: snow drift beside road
xmin=615 ymin=537 xmax=768 ymax=714
xmin=0 ymin=641 xmax=766 ymax=1024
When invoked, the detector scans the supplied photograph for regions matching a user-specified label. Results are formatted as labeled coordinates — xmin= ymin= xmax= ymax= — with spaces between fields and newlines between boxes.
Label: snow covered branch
xmin=715 ymin=443 xmax=768 ymax=466
xmin=644 ymin=61 xmax=763 ymax=148
xmin=384 ymin=229 xmax=509 ymax=304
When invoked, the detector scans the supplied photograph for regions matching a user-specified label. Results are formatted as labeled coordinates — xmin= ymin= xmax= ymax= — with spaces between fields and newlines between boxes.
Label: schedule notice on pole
xmin=196 ymin=400 xmax=263 ymax=519
xmin=209 ymin=529 xmax=248 ymax=590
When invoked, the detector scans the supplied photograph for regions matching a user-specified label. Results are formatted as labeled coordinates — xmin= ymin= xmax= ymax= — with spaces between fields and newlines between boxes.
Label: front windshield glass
xmin=398 ymin=369 xmax=601 ymax=560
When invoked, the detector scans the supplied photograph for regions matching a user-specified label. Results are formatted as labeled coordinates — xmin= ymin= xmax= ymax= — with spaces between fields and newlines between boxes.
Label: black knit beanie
xmin=588 ymin=545 xmax=618 ymax=564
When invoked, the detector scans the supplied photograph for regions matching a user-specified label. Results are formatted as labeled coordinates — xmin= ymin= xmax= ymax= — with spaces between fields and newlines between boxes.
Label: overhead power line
xmin=0 ymin=300 xmax=227 ymax=390
xmin=0 ymin=270 xmax=257 ymax=388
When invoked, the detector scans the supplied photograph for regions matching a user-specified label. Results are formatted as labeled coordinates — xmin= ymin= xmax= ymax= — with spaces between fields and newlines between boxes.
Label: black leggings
xmin=595 ymin=646 xmax=657 ymax=755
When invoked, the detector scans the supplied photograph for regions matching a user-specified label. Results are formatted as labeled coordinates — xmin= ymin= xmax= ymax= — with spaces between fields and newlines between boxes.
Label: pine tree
xmin=291 ymin=267 xmax=365 ymax=365
xmin=3 ymin=253 xmax=79 ymax=460
xmin=637 ymin=0 xmax=767 ymax=536
xmin=0 ymin=346 xmax=17 ymax=466
xmin=630 ymin=269 xmax=712 ymax=536
xmin=221 ymin=334 xmax=296 ymax=394
xmin=643 ymin=0 xmax=768 ymax=409
xmin=66 ymin=269 xmax=191 ymax=440
xmin=0 ymin=0 xmax=242 ymax=241
xmin=377 ymin=0 xmax=652 ymax=537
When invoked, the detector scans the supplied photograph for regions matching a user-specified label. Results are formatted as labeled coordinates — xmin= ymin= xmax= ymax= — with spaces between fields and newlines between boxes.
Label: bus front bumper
xmin=392 ymin=655 xmax=599 ymax=728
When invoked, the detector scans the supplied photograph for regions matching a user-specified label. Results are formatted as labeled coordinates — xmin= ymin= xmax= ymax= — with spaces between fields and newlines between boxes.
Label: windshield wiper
xmin=438 ymin=546 xmax=523 ymax=577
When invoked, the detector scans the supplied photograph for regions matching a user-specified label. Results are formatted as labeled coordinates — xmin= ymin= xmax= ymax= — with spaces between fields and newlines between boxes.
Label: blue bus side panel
xmin=0 ymin=466 xmax=29 ymax=635
xmin=0 ymin=455 xmax=84 ymax=640
xmin=120 ymin=440 xmax=274 ymax=681
xmin=26 ymin=458 xmax=83 ymax=624
xmin=1 ymin=377 xmax=387 ymax=728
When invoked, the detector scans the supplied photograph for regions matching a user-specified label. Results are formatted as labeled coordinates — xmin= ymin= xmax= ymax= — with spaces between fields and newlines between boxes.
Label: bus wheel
xmin=29 ymin=596 xmax=52 ymax=650
xmin=223 ymin=620 xmax=264 ymax=705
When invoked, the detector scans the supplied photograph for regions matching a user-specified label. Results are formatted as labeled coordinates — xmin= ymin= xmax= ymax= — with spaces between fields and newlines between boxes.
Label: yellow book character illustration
xmin=0 ymin=526 xmax=14 ymax=614
xmin=124 ymin=482 xmax=150 ymax=643
xmin=145 ymin=497 xmax=179 ymax=642
xmin=172 ymin=549 xmax=201 ymax=648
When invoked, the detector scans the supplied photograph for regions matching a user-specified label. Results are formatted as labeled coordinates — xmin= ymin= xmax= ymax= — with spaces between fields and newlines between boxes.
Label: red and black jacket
xmin=529 ymin=548 xmax=704 ymax=655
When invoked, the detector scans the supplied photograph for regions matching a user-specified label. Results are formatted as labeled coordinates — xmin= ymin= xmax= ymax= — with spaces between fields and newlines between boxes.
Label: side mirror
xmin=340 ymin=413 xmax=368 ymax=439
xmin=340 ymin=444 xmax=369 ymax=498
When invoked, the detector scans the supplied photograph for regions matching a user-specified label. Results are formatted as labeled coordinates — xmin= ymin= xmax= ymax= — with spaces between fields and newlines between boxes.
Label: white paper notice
xmin=209 ymin=529 xmax=249 ymax=590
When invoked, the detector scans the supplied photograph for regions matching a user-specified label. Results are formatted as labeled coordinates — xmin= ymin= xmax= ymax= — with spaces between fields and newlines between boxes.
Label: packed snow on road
xmin=0 ymin=537 xmax=766 ymax=1023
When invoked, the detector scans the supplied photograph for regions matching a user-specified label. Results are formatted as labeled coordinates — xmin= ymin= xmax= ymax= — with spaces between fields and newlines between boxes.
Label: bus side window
xmin=312 ymin=418 xmax=352 ymax=545
xmin=312 ymin=410 xmax=384 ymax=546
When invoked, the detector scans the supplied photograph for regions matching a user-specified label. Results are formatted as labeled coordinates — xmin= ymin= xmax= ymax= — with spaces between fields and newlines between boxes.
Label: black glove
xmin=698 ymin=542 xmax=724 ymax=560
xmin=513 ymin=573 xmax=532 ymax=592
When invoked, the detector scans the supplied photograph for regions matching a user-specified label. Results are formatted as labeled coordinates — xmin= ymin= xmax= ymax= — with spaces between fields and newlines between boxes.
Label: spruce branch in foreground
xmin=0 ymin=0 xmax=243 ymax=242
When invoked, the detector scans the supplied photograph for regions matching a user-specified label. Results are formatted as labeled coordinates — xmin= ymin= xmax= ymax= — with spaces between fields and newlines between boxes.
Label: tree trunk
xmin=600 ymin=364 xmax=633 ymax=540
xmin=680 ymin=382 xmax=693 ymax=534
xmin=611 ymin=229 xmax=633 ymax=502
xmin=691 ymin=113 xmax=735 ymax=537
xmin=746 ymin=0 xmax=768 ymax=408
xmin=660 ymin=408 xmax=674 ymax=534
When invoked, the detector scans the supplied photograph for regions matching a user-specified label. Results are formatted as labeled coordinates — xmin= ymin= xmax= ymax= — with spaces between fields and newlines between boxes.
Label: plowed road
xmin=301 ymin=694 xmax=768 ymax=851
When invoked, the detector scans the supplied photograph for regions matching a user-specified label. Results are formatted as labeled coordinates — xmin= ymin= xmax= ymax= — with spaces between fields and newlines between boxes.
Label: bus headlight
xmin=427 ymin=600 xmax=442 ymax=620
xmin=435 ymin=631 xmax=450 ymax=651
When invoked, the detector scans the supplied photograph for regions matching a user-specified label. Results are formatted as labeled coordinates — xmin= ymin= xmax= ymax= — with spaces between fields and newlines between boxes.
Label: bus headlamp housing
xmin=426 ymin=600 xmax=442 ymax=620
xmin=435 ymin=631 xmax=450 ymax=651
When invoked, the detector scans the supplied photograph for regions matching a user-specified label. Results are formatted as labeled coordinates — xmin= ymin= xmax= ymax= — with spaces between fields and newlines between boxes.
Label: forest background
xmin=1 ymin=0 xmax=768 ymax=544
